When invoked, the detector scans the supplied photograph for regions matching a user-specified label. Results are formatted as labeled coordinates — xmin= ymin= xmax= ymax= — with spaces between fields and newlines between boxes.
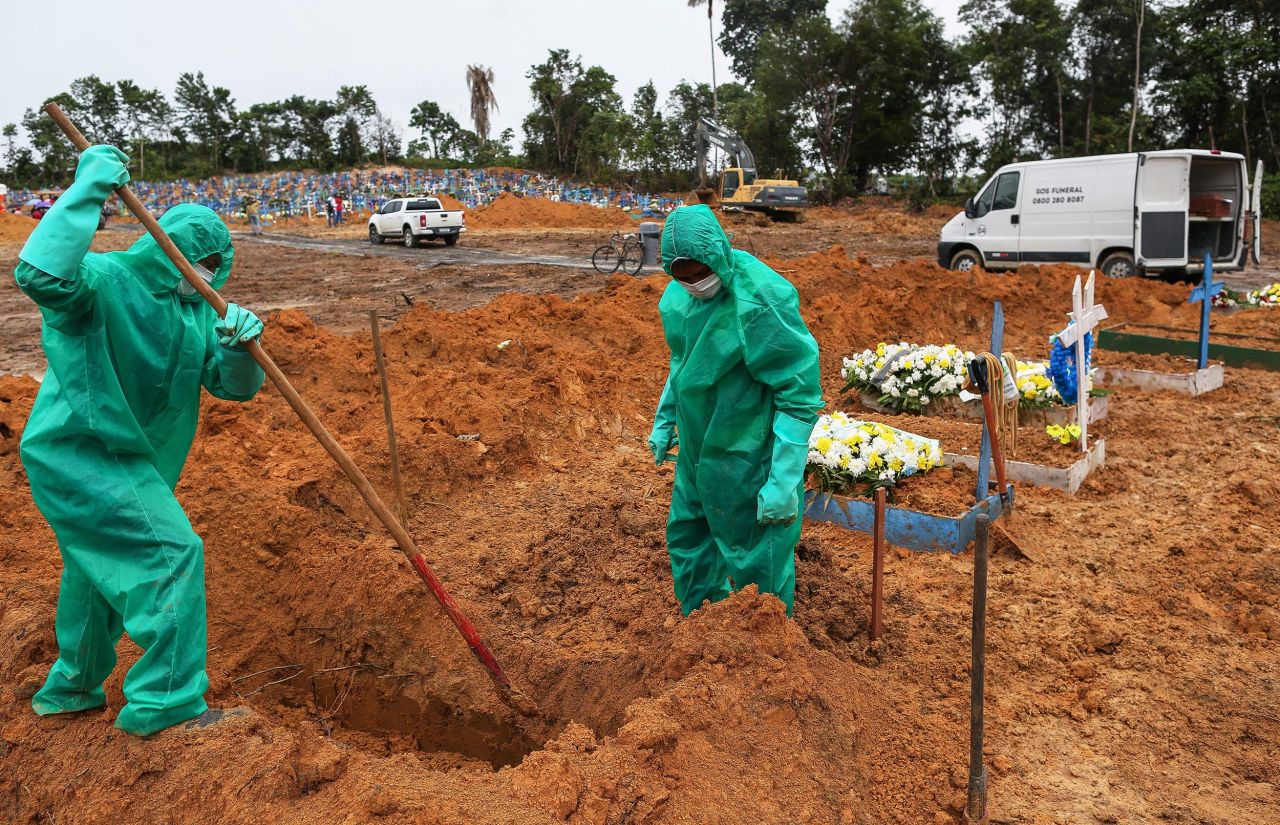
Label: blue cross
xmin=1186 ymin=251 xmax=1222 ymax=369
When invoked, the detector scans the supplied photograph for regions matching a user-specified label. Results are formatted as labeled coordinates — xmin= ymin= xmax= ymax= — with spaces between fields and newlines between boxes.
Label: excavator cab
xmin=722 ymin=169 xmax=741 ymax=199
xmin=696 ymin=118 xmax=807 ymax=221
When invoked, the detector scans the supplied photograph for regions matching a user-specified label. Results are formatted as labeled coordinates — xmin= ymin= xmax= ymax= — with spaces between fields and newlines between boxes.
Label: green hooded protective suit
xmin=650 ymin=205 xmax=821 ymax=616
xmin=15 ymin=146 xmax=265 ymax=736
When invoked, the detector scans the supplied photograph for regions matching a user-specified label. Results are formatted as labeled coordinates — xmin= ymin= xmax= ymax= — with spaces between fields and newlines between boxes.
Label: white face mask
xmin=177 ymin=263 xmax=217 ymax=300
xmin=680 ymin=273 xmax=722 ymax=299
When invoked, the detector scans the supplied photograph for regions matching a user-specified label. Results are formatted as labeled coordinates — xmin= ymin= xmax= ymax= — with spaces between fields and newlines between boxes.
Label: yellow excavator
xmin=695 ymin=118 xmax=808 ymax=221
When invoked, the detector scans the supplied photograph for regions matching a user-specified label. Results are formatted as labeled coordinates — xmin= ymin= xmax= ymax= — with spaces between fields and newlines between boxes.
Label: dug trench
xmin=0 ymin=247 xmax=1277 ymax=823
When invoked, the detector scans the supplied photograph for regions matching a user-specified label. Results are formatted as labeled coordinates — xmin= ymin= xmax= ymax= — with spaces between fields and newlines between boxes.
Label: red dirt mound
xmin=2 ymin=244 xmax=1277 ymax=823
xmin=0 ymin=211 xmax=37 ymax=244
xmin=434 ymin=192 xmax=466 ymax=212
xmin=469 ymin=192 xmax=635 ymax=230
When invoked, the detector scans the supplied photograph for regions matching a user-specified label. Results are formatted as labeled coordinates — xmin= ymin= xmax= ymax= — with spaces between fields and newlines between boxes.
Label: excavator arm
xmin=696 ymin=118 xmax=756 ymax=187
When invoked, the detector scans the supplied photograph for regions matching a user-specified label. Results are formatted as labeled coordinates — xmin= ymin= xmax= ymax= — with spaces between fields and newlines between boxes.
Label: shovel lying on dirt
xmin=43 ymin=103 xmax=538 ymax=717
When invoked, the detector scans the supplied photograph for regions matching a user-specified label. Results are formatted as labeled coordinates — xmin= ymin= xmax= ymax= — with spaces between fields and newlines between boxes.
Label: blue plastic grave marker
xmin=1186 ymin=251 xmax=1223 ymax=369
xmin=975 ymin=301 xmax=1004 ymax=503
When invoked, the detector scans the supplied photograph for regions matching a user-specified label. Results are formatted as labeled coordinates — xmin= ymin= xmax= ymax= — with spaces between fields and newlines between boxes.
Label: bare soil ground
xmin=0 ymin=203 xmax=1277 ymax=824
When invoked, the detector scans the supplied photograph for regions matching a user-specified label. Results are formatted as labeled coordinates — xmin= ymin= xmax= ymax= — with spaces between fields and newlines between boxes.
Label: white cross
xmin=1053 ymin=272 xmax=1107 ymax=452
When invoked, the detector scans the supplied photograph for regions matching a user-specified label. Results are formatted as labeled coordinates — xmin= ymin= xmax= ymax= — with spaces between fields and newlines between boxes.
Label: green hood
xmin=117 ymin=204 xmax=234 ymax=294
xmin=660 ymin=205 xmax=735 ymax=284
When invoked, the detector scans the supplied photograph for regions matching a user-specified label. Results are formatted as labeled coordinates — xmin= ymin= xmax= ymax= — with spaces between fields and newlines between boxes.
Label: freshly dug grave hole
xmin=266 ymin=662 xmax=542 ymax=768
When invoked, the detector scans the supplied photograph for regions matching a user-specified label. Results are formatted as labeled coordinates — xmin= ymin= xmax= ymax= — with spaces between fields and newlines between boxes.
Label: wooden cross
xmin=1054 ymin=272 xmax=1107 ymax=452
xmin=1187 ymin=251 xmax=1223 ymax=370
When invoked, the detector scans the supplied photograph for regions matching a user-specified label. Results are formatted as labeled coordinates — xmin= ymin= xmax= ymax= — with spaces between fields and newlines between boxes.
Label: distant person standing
xmin=243 ymin=194 xmax=262 ymax=236
xmin=324 ymin=196 xmax=335 ymax=227
xmin=334 ymin=194 xmax=345 ymax=225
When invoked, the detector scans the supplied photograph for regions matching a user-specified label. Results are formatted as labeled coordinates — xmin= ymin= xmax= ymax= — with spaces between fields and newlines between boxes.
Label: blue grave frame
xmin=803 ymin=301 xmax=1013 ymax=554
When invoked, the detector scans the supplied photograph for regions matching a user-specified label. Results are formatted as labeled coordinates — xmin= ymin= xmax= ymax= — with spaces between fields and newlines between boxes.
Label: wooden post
xmin=966 ymin=513 xmax=991 ymax=824
xmin=369 ymin=310 xmax=407 ymax=526
xmin=870 ymin=486 xmax=887 ymax=642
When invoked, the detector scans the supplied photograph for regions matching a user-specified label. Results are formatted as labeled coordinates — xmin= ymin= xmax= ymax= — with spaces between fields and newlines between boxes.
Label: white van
xmin=938 ymin=150 xmax=1263 ymax=278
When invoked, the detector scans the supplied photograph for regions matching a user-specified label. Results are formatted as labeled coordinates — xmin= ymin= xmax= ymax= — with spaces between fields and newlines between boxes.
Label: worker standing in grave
xmin=647 ymin=204 xmax=822 ymax=617
xmin=13 ymin=144 xmax=266 ymax=736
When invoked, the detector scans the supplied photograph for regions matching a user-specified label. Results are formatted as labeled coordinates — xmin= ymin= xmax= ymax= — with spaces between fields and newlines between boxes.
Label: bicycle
xmin=591 ymin=232 xmax=645 ymax=275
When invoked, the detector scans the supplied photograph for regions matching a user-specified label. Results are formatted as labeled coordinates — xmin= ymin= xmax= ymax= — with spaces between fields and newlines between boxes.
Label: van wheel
xmin=402 ymin=227 xmax=419 ymax=248
xmin=369 ymin=225 xmax=384 ymax=245
xmin=443 ymin=235 xmax=458 ymax=246
xmin=1100 ymin=251 xmax=1136 ymax=278
xmin=950 ymin=249 xmax=983 ymax=273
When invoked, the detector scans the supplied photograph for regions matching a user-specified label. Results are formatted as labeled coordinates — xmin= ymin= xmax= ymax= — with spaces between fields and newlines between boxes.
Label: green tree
xmin=335 ymin=85 xmax=377 ymax=166
xmin=116 ymin=80 xmax=171 ymax=179
xmin=22 ymin=93 xmax=80 ymax=185
xmin=664 ymin=80 xmax=717 ymax=176
xmin=174 ymin=72 xmax=237 ymax=171
xmin=1151 ymin=0 xmax=1280 ymax=170
xmin=961 ymin=0 xmax=1074 ymax=168
xmin=522 ymin=49 xmax=624 ymax=177
xmin=408 ymin=100 xmax=464 ymax=159
xmin=68 ymin=75 xmax=126 ymax=146
xmin=718 ymin=0 xmax=826 ymax=83
xmin=628 ymin=81 xmax=671 ymax=188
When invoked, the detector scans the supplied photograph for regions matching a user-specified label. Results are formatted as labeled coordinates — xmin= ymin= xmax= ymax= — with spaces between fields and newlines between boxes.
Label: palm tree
xmin=466 ymin=65 xmax=499 ymax=144
xmin=687 ymin=0 xmax=718 ymax=115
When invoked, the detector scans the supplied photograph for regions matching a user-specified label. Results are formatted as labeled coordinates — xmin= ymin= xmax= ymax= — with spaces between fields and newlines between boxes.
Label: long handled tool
xmin=368 ymin=310 xmax=407 ymax=525
xmin=966 ymin=354 xmax=1010 ymax=501
xmin=43 ymin=103 xmax=534 ymax=715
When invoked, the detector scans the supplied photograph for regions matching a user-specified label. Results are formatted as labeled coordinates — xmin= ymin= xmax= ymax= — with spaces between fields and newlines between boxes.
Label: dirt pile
xmin=804 ymin=199 xmax=957 ymax=236
xmin=469 ymin=192 xmax=636 ymax=230
xmin=433 ymin=192 xmax=466 ymax=212
xmin=0 ymin=211 xmax=36 ymax=244
xmin=1 ymin=244 xmax=1277 ymax=822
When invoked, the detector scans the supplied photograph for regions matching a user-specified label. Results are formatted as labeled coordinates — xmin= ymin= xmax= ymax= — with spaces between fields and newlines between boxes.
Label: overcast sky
xmin=3 ymin=0 xmax=970 ymax=148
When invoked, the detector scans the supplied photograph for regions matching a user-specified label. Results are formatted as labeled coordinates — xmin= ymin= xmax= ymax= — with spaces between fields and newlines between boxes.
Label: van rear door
xmin=1134 ymin=154 xmax=1190 ymax=269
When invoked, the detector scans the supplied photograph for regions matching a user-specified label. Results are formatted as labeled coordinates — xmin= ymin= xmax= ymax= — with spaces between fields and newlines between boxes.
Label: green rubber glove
xmin=648 ymin=375 xmax=679 ymax=464
xmin=18 ymin=145 xmax=130 ymax=280
xmin=757 ymin=411 xmax=816 ymax=525
xmin=215 ymin=303 xmax=263 ymax=348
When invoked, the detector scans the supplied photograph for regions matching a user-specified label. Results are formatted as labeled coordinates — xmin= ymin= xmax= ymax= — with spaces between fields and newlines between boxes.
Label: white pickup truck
xmin=368 ymin=196 xmax=466 ymax=247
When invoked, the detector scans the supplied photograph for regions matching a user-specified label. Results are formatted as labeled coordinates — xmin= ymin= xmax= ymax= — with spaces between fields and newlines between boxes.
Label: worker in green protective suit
xmin=648 ymin=205 xmax=822 ymax=617
xmin=14 ymin=144 xmax=266 ymax=736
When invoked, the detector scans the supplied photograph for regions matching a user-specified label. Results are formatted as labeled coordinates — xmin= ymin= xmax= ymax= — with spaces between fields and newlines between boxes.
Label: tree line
xmin=3 ymin=0 xmax=1278 ymax=208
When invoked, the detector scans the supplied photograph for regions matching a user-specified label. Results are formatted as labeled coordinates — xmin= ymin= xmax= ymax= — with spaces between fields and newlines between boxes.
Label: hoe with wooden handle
xmin=42 ymin=102 xmax=536 ymax=716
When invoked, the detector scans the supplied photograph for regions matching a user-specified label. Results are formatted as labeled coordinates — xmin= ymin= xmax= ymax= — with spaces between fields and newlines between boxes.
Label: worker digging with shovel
xmin=14 ymin=144 xmax=266 ymax=736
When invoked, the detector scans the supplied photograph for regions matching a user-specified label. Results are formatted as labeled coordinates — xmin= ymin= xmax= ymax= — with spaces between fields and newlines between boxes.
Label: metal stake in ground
xmin=42 ymin=103 xmax=534 ymax=716
xmin=870 ymin=486 xmax=886 ymax=642
xmin=369 ymin=310 xmax=408 ymax=525
xmin=966 ymin=512 xmax=991 ymax=825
